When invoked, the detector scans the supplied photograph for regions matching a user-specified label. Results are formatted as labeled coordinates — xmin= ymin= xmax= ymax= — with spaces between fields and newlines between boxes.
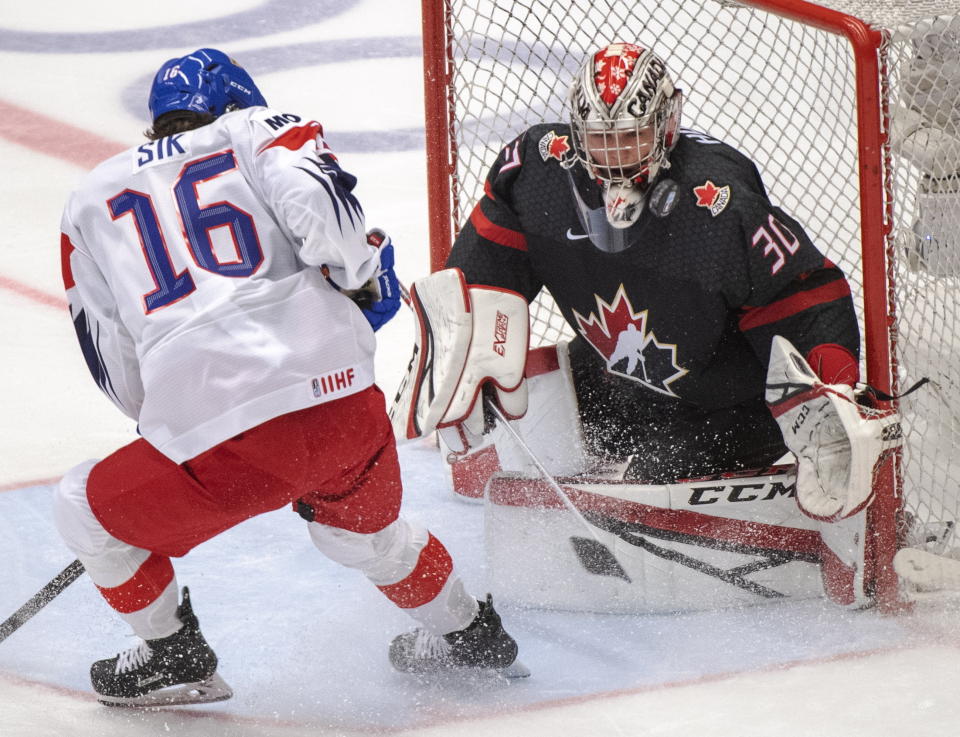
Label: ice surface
xmin=1 ymin=1 xmax=959 ymax=735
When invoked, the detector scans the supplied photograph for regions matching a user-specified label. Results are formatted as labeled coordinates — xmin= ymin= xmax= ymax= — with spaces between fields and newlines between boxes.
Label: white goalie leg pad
xmin=906 ymin=181 xmax=960 ymax=277
xmin=895 ymin=548 xmax=960 ymax=591
xmin=818 ymin=509 xmax=872 ymax=608
xmin=486 ymin=341 xmax=589 ymax=476
xmin=389 ymin=267 xmax=530 ymax=452
xmin=483 ymin=466 xmax=829 ymax=613
xmin=765 ymin=336 xmax=903 ymax=522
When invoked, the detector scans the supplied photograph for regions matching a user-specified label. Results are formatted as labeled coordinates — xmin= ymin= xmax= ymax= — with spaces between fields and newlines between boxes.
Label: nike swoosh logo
xmin=565 ymin=228 xmax=590 ymax=240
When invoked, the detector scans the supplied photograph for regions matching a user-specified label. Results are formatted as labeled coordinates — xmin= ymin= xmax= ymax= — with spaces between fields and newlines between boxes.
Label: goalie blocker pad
xmin=765 ymin=335 xmax=902 ymax=522
xmin=389 ymin=268 xmax=529 ymax=450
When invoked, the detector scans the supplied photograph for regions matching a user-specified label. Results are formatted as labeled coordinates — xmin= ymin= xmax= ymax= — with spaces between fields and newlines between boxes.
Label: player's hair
xmin=145 ymin=111 xmax=217 ymax=141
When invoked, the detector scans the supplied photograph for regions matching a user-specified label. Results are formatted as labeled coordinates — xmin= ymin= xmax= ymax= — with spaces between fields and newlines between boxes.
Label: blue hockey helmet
xmin=148 ymin=48 xmax=267 ymax=121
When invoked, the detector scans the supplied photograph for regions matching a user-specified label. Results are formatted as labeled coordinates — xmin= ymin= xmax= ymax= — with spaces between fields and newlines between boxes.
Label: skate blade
xmin=399 ymin=658 xmax=531 ymax=680
xmin=500 ymin=659 xmax=530 ymax=678
xmin=98 ymin=672 xmax=234 ymax=708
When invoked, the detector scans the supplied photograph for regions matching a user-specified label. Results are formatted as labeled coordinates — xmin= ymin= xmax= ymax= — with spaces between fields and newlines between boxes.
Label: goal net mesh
xmin=436 ymin=0 xmax=960 ymax=578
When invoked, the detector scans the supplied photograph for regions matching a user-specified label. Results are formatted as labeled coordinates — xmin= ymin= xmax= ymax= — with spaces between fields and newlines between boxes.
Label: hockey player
xmin=443 ymin=42 xmax=861 ymax=483
xmin=391 ymin=43 xmax=899 ymax=611
xmin=53 ymin=48 xmax=521 ymax=708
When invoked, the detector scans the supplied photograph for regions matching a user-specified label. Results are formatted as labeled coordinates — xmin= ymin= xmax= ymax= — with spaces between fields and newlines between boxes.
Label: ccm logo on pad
xmin=687 ymin=480 xmax=796 ymax=506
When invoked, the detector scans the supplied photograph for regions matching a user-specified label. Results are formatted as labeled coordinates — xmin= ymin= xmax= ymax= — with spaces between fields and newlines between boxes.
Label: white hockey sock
xmin=308 ymin=517 xmax=477 ymax=634
xmin=54 ymin=460 xmax=181 ymax=640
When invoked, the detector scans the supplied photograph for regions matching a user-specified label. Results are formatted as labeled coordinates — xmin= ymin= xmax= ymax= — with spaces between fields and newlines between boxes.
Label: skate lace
xmin=114 ymin=641 xmax=154 ymax=674
xmin=411 ymin=629 xmax=452 ymax=660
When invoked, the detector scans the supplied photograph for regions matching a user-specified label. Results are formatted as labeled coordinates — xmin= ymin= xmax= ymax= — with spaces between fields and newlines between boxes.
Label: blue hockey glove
xmin=359 ymin=229 xmax=401 ymax=331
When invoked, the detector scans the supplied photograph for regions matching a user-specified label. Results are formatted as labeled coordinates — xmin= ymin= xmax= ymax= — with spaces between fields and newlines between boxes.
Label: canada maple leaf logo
xmin=693 ymin=179 xmax=731 ymax=217
xmin=538 ymin=130 xmax=572 ymax=162
xmin=572 ymin=285 xmax=688 ymax=396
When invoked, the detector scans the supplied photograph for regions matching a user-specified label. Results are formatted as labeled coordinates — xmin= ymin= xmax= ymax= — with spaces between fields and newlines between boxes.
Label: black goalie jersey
xmin=447 ymin=124 xmax=860 ymax=413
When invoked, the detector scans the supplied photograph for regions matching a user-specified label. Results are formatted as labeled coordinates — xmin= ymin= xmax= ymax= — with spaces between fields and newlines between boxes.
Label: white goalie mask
xmin=568 ymin=43 xmax=683 ymax=230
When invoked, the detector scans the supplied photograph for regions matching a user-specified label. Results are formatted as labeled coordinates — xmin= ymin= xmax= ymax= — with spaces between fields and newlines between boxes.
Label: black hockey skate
xmin=389 ymin=594 xmax=528 ymax=678
xmin=90 ymin=587 xmax=232 ymax=707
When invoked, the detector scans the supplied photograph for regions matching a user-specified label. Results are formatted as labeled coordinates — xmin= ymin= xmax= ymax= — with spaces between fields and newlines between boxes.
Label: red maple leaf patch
xmin=694 ymin=180 xmax=720 ymax=207
xmin=693 ymin=180 xmax=731 ymax=217
xmin=538 ymin=130 xmax=572 ymax=162
xmin=548 ymin=134 xmax=570 ymax=160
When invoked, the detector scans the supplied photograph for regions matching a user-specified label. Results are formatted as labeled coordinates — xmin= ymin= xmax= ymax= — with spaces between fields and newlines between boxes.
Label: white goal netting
xmin=428 ymin=0 xmax=960 ymax=596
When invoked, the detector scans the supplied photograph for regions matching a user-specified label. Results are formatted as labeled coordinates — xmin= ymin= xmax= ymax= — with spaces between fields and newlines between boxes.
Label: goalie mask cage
xmin=420 ymin=0 xmax=960 ymax=609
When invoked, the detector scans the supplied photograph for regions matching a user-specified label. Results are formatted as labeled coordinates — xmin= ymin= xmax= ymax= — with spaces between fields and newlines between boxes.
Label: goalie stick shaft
xmin=0 ymin=559 xmax=84 ymax=644
xmin=485 ymin=399 xmax=631 ymax=582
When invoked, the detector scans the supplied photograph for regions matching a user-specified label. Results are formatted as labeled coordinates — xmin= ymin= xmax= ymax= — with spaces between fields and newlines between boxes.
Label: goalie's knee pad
xmin=891 ymin=104 xmax=960 ymax=179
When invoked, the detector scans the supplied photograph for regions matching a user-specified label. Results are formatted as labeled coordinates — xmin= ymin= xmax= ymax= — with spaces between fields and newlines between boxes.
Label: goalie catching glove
xmin=765 ymin=336 xmax=902 ymax=521
xmin=389 ymin=268 xmax=529 ymax=454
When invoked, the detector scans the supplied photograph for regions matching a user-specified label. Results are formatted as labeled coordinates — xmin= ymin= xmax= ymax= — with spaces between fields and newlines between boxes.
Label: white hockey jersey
xmin=60 ymin=107 xmax=381 ymax=463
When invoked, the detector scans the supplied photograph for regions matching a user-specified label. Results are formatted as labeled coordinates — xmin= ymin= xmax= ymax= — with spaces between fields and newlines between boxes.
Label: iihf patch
xmin=538 ymin=130 xmax=572 ymax=162
xmin=648 ymin=179 xmax=679 ymax=218
xmin=693 ymin=180 xmax=731 ymax=217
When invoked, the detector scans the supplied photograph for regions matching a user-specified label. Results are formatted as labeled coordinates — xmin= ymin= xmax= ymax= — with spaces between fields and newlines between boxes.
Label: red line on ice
xmin=0 ymin=98 xmax=125 ymax=170
xmin=1 ymin=642 xmax=954 ymax=734
xmin=0 ymin=276 xmax=67 ymax=311
xmin=0 ymin=477 xmax=61 ymax=493
xmin=0 ymin=98 xmax=123 ymax=311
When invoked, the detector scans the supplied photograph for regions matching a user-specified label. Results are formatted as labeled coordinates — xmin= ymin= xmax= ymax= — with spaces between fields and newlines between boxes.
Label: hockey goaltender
xmin=391 ymin=43 xmax=903 ymax=615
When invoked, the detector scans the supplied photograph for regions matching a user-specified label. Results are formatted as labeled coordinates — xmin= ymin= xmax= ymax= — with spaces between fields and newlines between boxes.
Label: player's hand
xmin=359 ymin=229 xmax=401 ymax=331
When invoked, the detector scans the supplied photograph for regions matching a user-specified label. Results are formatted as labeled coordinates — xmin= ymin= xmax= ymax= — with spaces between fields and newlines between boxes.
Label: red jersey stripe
xmin=95 ymin=552 xmax=175 ymax=614
xmin=469 ymin=202 xmax=528 ymax=251
xmin=739 ymin=278 xmax=851 ymax=332
xmin=376 ymin=533 xmax=453 ymax=609
xmin=60 ymin=233 xmax=76 ymax=291
xmin=258 ymin=121 xmax=322 ymax=154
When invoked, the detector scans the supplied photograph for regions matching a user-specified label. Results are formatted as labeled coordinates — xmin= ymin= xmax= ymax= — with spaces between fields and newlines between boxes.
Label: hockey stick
xmin=484 ymin=399 xmax=631 ymax=582
xmin=0 ymin=559 xmax=84 ymax=644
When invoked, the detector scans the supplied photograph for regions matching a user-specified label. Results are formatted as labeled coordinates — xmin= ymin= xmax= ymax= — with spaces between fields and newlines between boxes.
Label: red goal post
xmin=419 ymin=0 xmax=960 ymax=608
